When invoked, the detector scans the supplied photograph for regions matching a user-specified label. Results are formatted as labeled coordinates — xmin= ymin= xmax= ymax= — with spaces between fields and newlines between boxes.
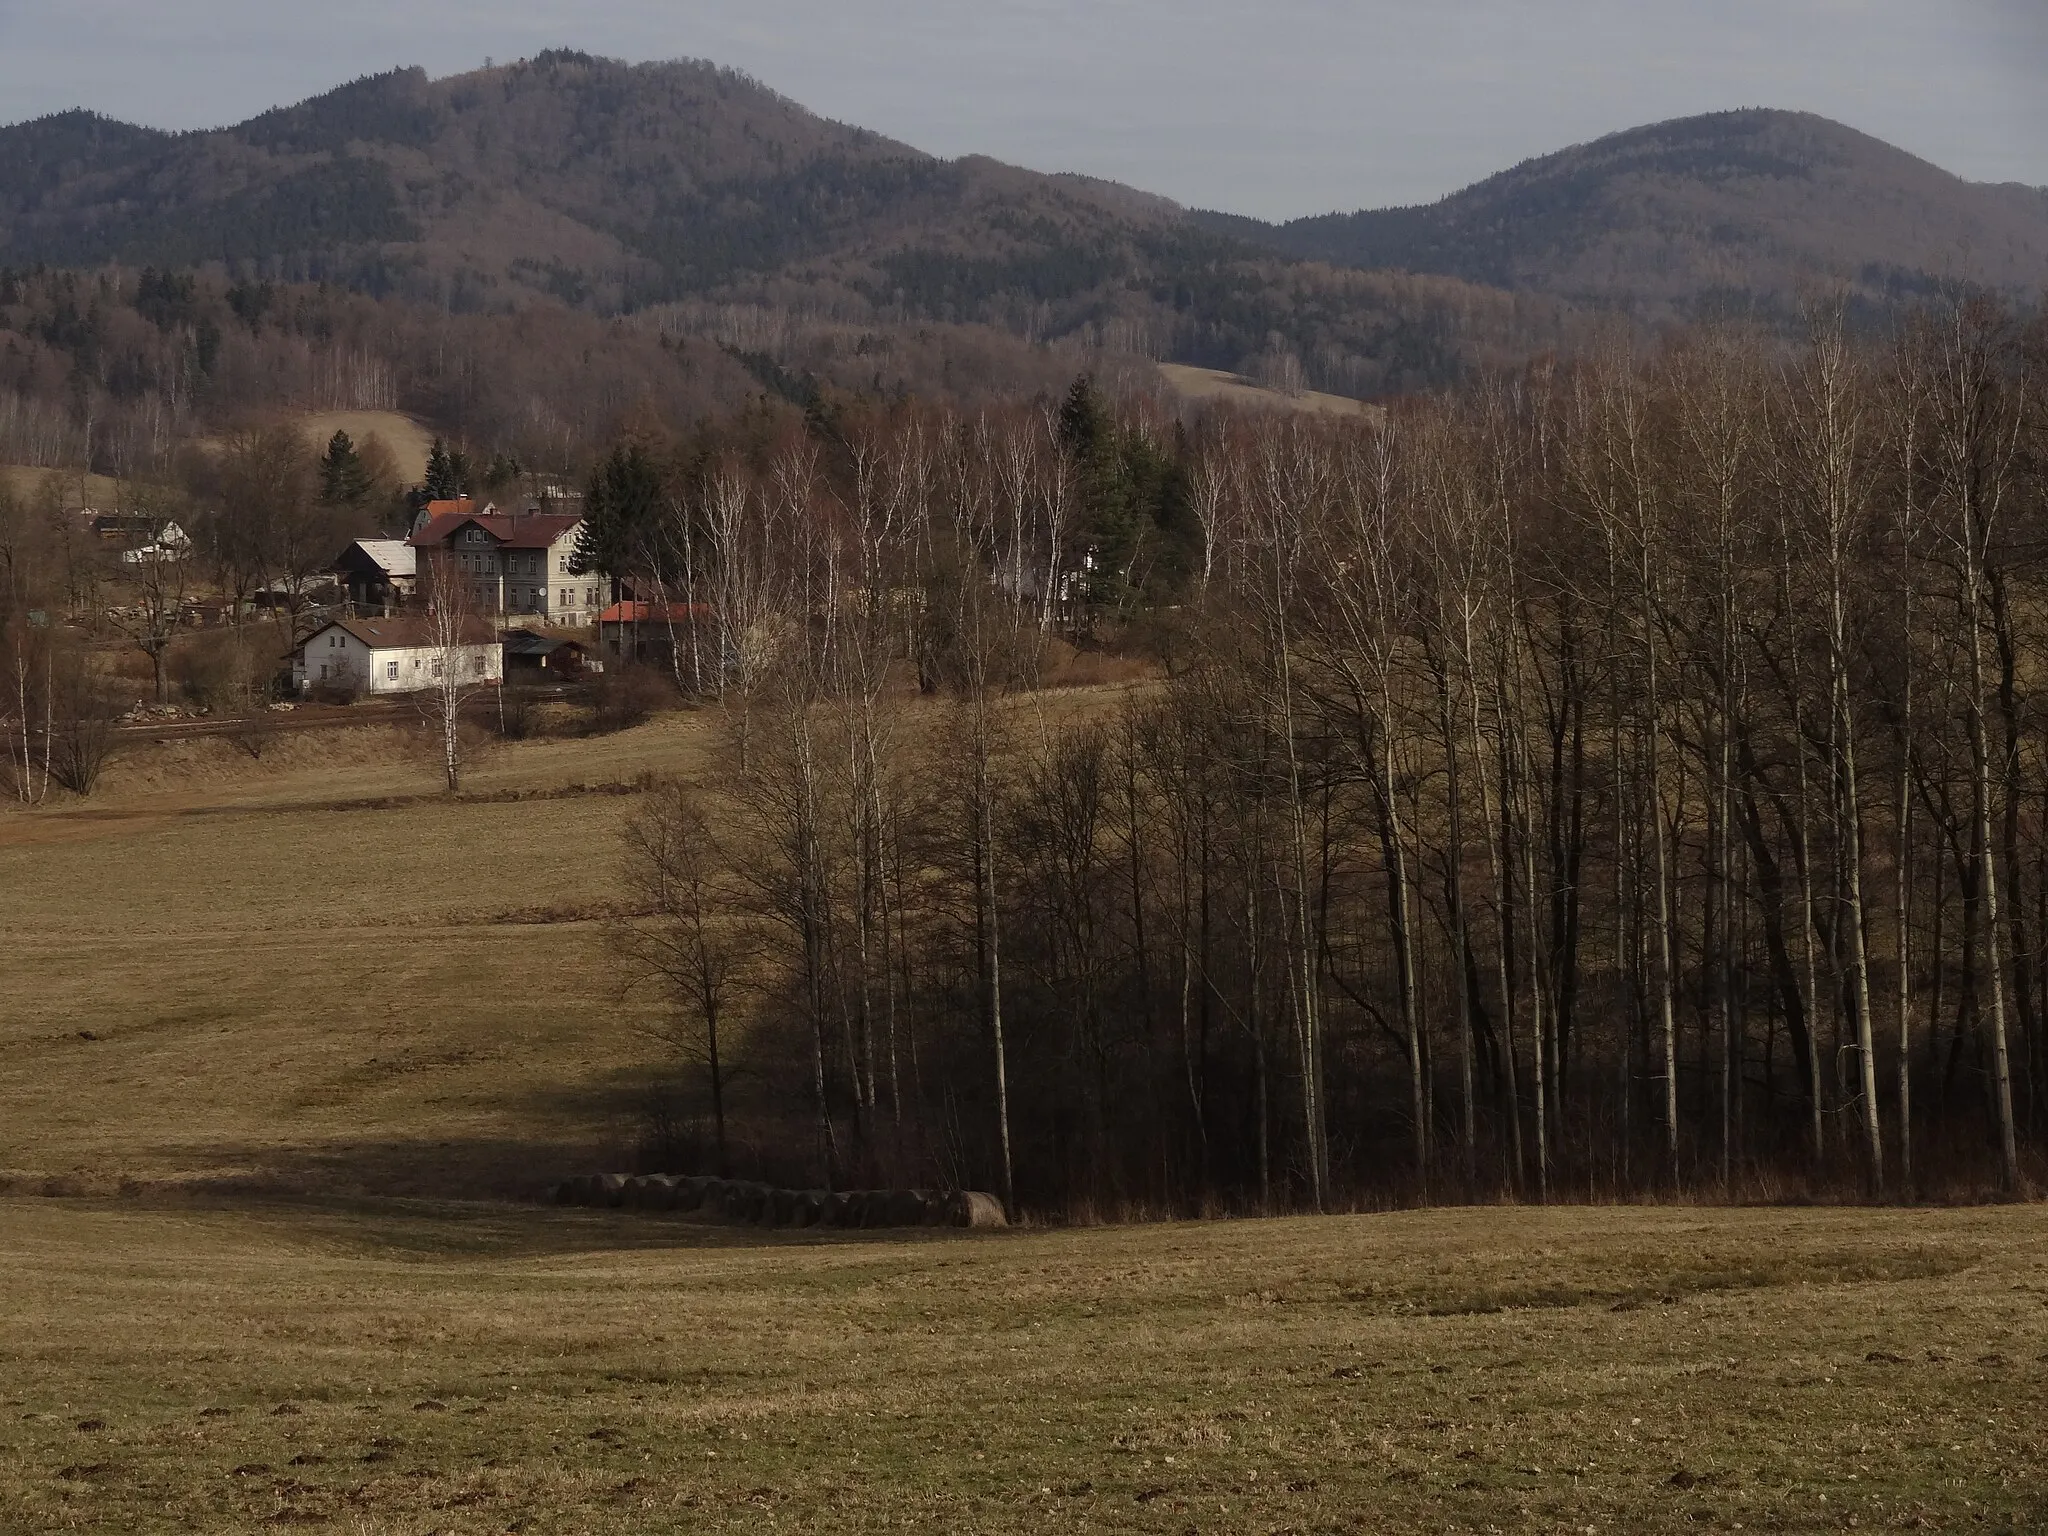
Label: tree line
xmin=602 ymin=298 xmax=2048 ymax=1215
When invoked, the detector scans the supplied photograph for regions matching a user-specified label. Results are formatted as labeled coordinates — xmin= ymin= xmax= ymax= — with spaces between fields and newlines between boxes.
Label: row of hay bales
xmin=553 ymin=1173 xmax=1007 ymax=1230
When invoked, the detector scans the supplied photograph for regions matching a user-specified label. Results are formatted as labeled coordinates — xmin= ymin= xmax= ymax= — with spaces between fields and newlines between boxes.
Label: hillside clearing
xmin=1157 ymin=362 xmax=1381 ymax=419
xmin=289 ymin=410 xmax=436 ymax=483
xmin=2 ymin=1198 xmax=2043 ymax=1533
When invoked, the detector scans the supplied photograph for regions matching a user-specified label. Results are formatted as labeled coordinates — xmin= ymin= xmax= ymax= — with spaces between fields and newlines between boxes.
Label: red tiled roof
xmin=409 ymin=512 xmax=583 ymax=552
xmin=599 ymin=601 xmax=711 ymax=625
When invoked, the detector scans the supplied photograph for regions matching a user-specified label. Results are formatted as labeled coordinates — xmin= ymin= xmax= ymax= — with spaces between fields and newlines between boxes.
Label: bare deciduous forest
xmin=588 ymin=299 xmax=2047 ymax=1216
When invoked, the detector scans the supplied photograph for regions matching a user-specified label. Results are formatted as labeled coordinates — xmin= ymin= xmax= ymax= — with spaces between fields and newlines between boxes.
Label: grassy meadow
xmin=4 ymin=698 xmax=2045 ymax=1532
xmin=3 ymin=1199 xmax=2045 ymax=1533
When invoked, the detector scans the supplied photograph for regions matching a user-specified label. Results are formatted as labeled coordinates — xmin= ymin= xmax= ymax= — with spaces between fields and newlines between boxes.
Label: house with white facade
xmin=407 ymin=499 xmax=604 ymax=626
xmin=291 ymin=615 xmax=502 ymax=697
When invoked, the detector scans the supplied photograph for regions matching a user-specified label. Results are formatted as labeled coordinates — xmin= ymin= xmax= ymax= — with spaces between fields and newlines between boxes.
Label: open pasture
xmin=2 ymin=1198 xmax=2044 ymax=1533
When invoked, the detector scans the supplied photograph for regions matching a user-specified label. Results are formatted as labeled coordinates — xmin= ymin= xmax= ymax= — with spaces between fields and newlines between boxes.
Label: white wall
xmin=294 ymin=630 xmax=502 ymax=696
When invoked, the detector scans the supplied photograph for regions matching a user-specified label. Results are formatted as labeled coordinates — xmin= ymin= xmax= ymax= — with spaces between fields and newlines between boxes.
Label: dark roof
xmin=501 ymin=629 xmax=588 ymax=657
xmin=304 ymin=615 xmax=499 ymax=652
xmin=409 ymin=511 xmax=583 ymax=552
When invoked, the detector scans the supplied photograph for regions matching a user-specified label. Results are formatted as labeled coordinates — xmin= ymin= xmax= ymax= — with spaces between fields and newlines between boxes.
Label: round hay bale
xmin=882 ymin=1189 xmax=928 ymax=1228
xmin=943 ymin=1190 xmax=1008 ymax=1229
xmin=597 ymin=1173 xmax=629 ymax=1209
xmin=792 ymin=1190 xmax=826 ymax=1227
xmin=552 ymin=1179 xmax=580 ymax=1206
xmin=918 ymin=1189 xmax=950 ymax=1226
xmin=621 ymin=1175 xmax=656 ymax=1208
xmin=721 ymin=1181 xmax=768 ymax=1223
xmin=641 ymin=1174 xmax=680 ymax=1210
xmin=769 ymin=1188 xmax=799 ymax=1227
xmin=822 ymin=1191 xmax=855 ymax=1227
xmin=562 ymin=1173 xmax=601 ymax=1205
xmin=673 ymin=1176 xmax=712 ymax=1212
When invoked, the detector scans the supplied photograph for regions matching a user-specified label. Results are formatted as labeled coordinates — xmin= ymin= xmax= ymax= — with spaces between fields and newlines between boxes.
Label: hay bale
xmin=621 ymin=1175 xmax=656 ymax=1208
xmin=822 ymin=1191 xmax=855 ymax=1227
xmin=552 ymin=1179 xmax=580 ymax=1206
xmin=792 ymin=1190 xmax=826 ymax=1227
xmin=918 ymin=1189 xmax=950 ymax=1227
xmin=597 ymin=1173 xmax=628 ymax=1209
xmin=673 ymin=1176 xmax=712 ymax=1212
xmin=943 ymin=1190 xmax=1008 ymax=1229
xmin=721 ymin=1181 xmax=770 ymax=1223
xmin=769 ymin=1188 xmax=799 ymax=1227
xmin=882 ymin=1189 xmax=929 ymax=1228
xmin=640 ymin=1174 xmax=680 ymax=1210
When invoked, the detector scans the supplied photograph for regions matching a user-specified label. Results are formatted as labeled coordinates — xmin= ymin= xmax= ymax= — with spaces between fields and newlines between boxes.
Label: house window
xmin=560 ymin=588 xmax=570 ymax=608
xmin=386 ymin=660 xmax=399 ymax=681
xmin=431 ymin=658 xmax=443 ymax=679
xmin=472 ymin=654 xmax=487 ymax=676
xmin=318 ymin=663 xmax=329 ymax=680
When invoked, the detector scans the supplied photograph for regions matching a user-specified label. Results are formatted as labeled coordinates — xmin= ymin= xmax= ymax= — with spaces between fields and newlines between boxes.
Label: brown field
xmin=288 ymin=410 xmax=437 ymax=484
xmin=4 ymin=694 xmax=2044 ymax=1533
xmin=0 ymin=463 xmax=131 ymax=508
xmin=2 ymin=1198 xmax=2044 ymax=1534
xmin=1157 ymin=362 xmax=1383 ymax=420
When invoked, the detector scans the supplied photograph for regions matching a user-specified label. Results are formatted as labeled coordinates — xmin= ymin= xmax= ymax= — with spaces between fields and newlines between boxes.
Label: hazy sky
xmin=0 ymin=1 xmax=2040 ymax=220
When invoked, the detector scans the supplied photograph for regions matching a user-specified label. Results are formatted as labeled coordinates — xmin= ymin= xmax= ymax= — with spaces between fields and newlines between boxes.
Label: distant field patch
xmin=1157 ymin=363 xmax=1381 ymax=420
xmin=291 ymin=409 xmax=436 ymax=482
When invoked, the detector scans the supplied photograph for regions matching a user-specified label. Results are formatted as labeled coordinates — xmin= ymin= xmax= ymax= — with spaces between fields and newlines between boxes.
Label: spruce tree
xmin=422 ymin=437 xmax=460 ymax=501
xmin=319 ymin=430 xmax=371 ymax=506
xmin=572 ymin=442 xmax=664 ymax=581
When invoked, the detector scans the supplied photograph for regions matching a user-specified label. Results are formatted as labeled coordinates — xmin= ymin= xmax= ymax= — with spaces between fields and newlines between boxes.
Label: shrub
xmin=589 ymin=664 xmax=673 ymax=735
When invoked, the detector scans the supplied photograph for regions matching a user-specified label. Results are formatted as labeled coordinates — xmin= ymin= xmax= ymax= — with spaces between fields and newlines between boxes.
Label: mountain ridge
xmin=1192 ymin=108 xmax=2048 ymax=322
xmin=1 ymin=59 xmax=2036 ymax=404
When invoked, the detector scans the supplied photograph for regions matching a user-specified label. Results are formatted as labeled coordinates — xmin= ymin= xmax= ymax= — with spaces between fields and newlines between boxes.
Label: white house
xmin=291 ymin=615 xmax=502 ymax=697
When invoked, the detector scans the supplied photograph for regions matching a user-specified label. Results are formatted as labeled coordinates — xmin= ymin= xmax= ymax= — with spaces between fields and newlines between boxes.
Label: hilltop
xmin=0 ymin=53 xmax=1558 ymax=399
xmin=1195 ymin=109 xmax=2048 ymax=324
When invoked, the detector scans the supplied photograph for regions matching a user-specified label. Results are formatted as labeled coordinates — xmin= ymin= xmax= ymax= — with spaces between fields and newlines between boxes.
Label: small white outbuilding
xmin=291 ymin=615 xmax=502 ymax=697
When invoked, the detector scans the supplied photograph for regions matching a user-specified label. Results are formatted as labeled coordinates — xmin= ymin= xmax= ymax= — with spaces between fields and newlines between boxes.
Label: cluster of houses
xmin=293 ymin=497 xmax=702 ymax=698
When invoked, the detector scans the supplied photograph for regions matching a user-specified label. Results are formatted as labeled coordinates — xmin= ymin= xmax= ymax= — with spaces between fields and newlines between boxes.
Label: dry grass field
xmin=0 ymin=463 xmax=130 ymax=508
xmin=289 ymin=411 xmax=437 ymax=485
xmin=0 ymin=686 xmax=1141 ymax=1200
xmin=2 ymin=1199 xmax=2044 ymax=1534
xmin=4 ymin=694 xmax=2044 ymax=1533
xmin=1156 ymin=363 xmax=1383 ymax=421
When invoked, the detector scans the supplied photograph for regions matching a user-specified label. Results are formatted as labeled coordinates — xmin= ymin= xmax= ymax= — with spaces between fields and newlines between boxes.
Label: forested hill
xmin=1194 ymin=109 xmax=2048 ymax=325
xmin=6 ymin=63 xmax=2036 ymax=397
xmin=0 ymin=53 xmax=1560 ymax=401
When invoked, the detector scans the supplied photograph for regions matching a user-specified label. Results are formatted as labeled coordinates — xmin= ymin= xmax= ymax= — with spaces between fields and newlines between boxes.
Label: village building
xmin=290 ymin=615 xmax=502 ymax=697
xmin=502 ymin=628 xmax=597 ymax=681
xmin=406 ymin=499 xmax=604 ymax=626
xmin=597 ymin=600 xmax=713 ymax=673
xmin=332 ymin=539 xmax=418 ymax=614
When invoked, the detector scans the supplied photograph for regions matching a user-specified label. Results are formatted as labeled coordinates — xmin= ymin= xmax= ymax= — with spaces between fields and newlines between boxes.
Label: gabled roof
xmin=409 ymin=511 xmax=583 ymax=552
xmin=598 ymin=601 xmax=710 ymax=625
xmin=502 ymin=629 xmax=589 ymax=657
xmin=335 ymin=539 xmax=417 ymax=578
xmin=301 ymin=615 xmax=499 ymax=653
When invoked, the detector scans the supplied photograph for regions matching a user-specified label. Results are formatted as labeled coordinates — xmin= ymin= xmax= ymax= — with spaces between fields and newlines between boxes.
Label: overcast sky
xmin=0 ymin=1 xmax=2040 ymax=220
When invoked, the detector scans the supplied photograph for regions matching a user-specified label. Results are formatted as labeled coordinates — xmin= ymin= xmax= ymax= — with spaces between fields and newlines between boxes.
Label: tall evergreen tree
xmin=319 ymin=430 xmax=371 ymax=507
xmin=572 ymin=442 xmax=665 ymax=583
xmin=422 ymin=437 xmax=461 ymax=501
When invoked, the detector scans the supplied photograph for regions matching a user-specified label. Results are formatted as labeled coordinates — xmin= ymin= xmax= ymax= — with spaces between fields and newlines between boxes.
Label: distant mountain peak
xmin=1195 ymin=108 xmax=2048 ymax=321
